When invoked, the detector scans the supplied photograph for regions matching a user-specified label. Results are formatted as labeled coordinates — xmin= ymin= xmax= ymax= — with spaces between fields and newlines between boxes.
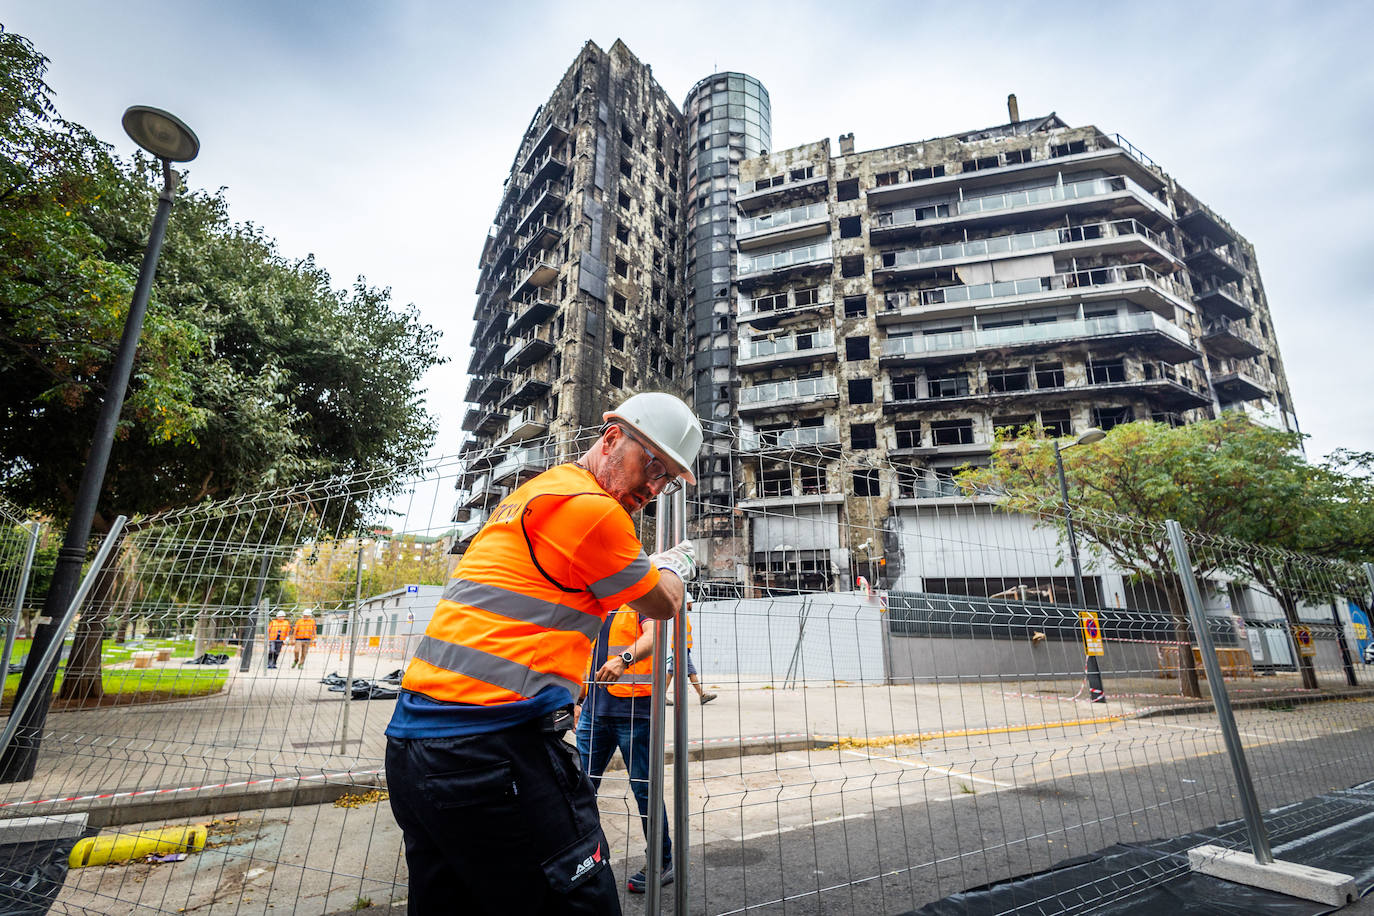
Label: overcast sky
xmin=8 ymin=0 xmax=1373 ymax=465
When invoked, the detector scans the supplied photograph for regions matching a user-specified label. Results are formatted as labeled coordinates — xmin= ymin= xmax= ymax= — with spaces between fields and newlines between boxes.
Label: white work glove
xmin=651 ymin=540 xmax=696 ymax=582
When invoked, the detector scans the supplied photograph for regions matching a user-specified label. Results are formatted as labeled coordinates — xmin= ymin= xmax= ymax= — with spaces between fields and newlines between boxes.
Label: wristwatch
xmin=620 ymin=650 xmax=635 ymax=666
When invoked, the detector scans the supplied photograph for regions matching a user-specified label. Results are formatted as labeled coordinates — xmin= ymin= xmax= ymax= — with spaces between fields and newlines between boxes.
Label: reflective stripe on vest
xmin=606 ymin=609 xmax=654 ymax=697
xmin=402 ymin=463 xmax=650 ymax=707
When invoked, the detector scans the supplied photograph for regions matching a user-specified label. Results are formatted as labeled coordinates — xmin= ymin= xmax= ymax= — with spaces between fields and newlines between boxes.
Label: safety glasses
xmin=617 ymin=426 xmax=684 ymax=494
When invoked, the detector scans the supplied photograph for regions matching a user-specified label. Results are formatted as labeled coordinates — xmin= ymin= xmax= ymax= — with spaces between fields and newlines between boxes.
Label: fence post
xmin=1 ymin=523 xmax=41 ymax=689
xmin=339 ymin=535 xmax=365 ymax=755
xmin=1165 ymin=519 xmax=1272 ymax=864
xmin=670 ymin=488 xmax=690 ymax=916
xmin=0 ymin=517 xmax=127 ymax=766
xmin=238 ymin=555 xmax=271 ymax=672
xmin=1330 ymin=600 xmax=1357 ymax=687
xmin=646 ymin=487 xmax=687 ymax=915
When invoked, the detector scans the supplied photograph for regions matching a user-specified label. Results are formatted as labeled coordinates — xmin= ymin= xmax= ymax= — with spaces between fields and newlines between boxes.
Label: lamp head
xmin=122 ymin=106 xmax=199 ymax=162
xmin=1075 ymin=428 xmax=1107 ymax=446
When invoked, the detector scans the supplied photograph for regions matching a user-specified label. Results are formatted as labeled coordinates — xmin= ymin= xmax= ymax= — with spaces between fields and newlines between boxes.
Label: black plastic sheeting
xmin=0 ymin=828 xmax=92 ymax=916
xmin=912 ymin=783 xmax=1374 ymax=916
xmin=320 ymin=670 xmax=403 ymax=700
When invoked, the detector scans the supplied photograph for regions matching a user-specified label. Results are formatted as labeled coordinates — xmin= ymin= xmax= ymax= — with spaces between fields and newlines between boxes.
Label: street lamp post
xmin=1054 ymin=428 xmax=1107 ymax=704
xmin=0 ymin=108 xmax=198 ymax=783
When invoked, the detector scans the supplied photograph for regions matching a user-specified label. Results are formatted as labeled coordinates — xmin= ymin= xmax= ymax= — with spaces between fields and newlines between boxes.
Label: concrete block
xmin=1188 ymin=844 xmax=1356 ymax=906
xmin=0 ymin=813 xmax=89 ymax=844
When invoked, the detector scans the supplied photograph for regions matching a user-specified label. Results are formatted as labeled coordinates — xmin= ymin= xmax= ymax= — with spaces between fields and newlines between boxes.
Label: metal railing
xmin=881 ymin=310 xmax=1191 ymax=359
xmin=878 ymin=217 xmax=1174 ymax=272
xmin=737 ymin=202 xmax=829 ymax=238
xmin=739 ymin=327 xmax=834 ymax=361
xmin=738 ymin=374 xmax=839 ymax=406
xmin=883 ymin=261 xmax=1186 ymax=313
xmin=874 ymin=174 xmax=1168 ymax=232
xmin=737 ymin=239 xmax=833 ymax=276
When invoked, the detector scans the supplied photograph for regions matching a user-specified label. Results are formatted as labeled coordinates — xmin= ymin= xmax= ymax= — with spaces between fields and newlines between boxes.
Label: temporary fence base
xmin=1187 ymin=844 xmax=1356 ymax=906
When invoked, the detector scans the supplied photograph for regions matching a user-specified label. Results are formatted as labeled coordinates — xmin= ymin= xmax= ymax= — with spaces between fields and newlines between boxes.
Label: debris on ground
xmin=334 ymin=789 xmax=389 ymax=809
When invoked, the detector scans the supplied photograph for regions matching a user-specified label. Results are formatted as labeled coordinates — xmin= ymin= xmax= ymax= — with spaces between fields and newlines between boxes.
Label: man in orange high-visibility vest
xmin=291 ymin=609 xmax=316 ymax=668
xmin=576 ymin=606 xmax=669 ymax=894
xmin=385 ymin=393 xmax=703 ymax=916
xmin=266 ymin=611 xmax=291 ymax=670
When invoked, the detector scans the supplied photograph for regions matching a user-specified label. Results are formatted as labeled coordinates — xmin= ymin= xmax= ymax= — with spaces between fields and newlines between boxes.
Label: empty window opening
xmin=895 ymin=420 xmax=921 ymax=449
xmin=853 ymin=469 xmax=881 ymax=497
xmin=609 ymin=366 xmax=624 ymax=387
xmin=845 ymin=336 xmax=870 ymax=361
xmin=841 ymin=255 xmax=865 ymax=278
xmin=930 ymin=419 xmax=975 ymax=446
xmin=836 ymin=178 xmax=860 ymax=201
xmin=848 ymin=378 xmax=873 ymax=404
xmin=1035 ymin=362 xmax=1065 ymax=388
xmin=987 ymin=367 xmax=1031 ymax=392
xmin=839 ymin=216 xmax=862 ymax=238
xmin=850 ymin=423 xmax=877 ymax=450
xmin=1092 ymin=405 xmax=1134 ymax=431
xmin=1088 ymin=358 xmax=1125 ymax=384
xmin=844 ymin=295 xmax=868 ymax=318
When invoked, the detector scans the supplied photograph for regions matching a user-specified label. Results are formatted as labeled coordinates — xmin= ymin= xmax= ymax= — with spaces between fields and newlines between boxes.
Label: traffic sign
xmin=1080 ymin=611 xmax=1104 ymax=657
xmin=406 ymin=584 xmax=419 ymax=595
xmin=1293 ymin=625 xmax=1315 ymax=658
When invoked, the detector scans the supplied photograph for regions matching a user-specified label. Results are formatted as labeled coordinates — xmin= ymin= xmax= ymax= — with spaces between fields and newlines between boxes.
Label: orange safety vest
xmin=605 ymin=608 xmax=654 ymax=698
xmin=267 ymin=619 xmax=291 ymax=642
xmin=293 ymin=617 xmax=316 ymax=640
xmin=403 ymin=463 xmax=658 ymax=707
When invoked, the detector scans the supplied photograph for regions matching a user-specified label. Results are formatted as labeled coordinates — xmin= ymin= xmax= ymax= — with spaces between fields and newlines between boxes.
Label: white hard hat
xmin=603 ymin=392 xmax=704 ymax=485
xmin=303 ymin=609 xmax=313 ymax=617
xmin=276 ymin=610 xmax=286 ymax=618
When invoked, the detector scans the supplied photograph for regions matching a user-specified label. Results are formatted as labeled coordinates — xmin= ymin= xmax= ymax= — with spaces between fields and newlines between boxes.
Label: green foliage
xmin=0 ymin=28 xmax=445 ymax=532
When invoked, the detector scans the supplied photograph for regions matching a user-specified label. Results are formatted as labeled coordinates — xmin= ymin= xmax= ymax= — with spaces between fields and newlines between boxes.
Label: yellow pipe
xmin=69 ymin=825 xmax=207 ymax=868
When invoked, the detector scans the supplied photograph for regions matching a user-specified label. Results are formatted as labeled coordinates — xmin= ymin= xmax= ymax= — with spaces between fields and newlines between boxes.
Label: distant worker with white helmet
xmin=266 ymin=610 xmax=290 ymax=670
xmin=386 ymin=392 xmax=703 ymax=915
xmin=291 ymin=608 xmax=316 ymax=668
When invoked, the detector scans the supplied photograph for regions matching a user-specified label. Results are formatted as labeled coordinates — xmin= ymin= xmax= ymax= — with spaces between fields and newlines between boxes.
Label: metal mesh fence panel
xmin=0 ymin=432 xmax=1367 ymax=914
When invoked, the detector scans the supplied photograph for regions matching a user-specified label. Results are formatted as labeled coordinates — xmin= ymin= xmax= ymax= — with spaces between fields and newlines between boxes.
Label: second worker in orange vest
xmin=384 ymin=393 xmax=703 ymax=916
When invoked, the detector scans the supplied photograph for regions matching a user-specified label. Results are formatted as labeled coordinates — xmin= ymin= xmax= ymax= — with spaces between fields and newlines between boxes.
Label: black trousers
xmin=386 ymin=715 xmax=620 ymax=915
xmin=266 ymin=640 xmax=283 ymax=667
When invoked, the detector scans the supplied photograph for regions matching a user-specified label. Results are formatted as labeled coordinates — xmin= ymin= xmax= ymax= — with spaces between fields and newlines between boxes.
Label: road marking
xmin=735 ymin=810 xmax=870 ymax=843
xmin=826 ymin=713 xmax=1130 ymax=751
xmin=1157 ymin=722 xmax=1270 ymax=741
xmin=840 ymin=749 xmax=1014 ymax=788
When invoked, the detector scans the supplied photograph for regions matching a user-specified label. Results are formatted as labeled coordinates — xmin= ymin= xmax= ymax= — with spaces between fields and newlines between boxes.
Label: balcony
xmin=738 ymin=328 xmax=835 ymax=369
xmin=512 ymin=260 xmax=558 ymax=297
xmin=492 ymin=445 xmax=552 ymax=487
xmin=1201 ymin=319 xmax=1263 ymax=359
xmin=865 ymin=140 xmax=1166 ymax=209
xmin=462 ymin=473 xmax=503 ymax=509
xmin=869 ymin=175 xmax=1172 ymax=244
xmin=736 ymin=202 xmax=830 ymax=250
xmin=476 ymin=339 xmax=511 ymax=373
xmin=516 ymin=215 xmax=562 ymax=264
xmin=736 ymin=240 xmax=833 ymax=287
xmin=461 ymin=406 xmax=507 ymax=436
xmin=1212 ymin=367 xmax=1270 ymax=403
xmin=740 ymin=424 xmax=842 ymax=453
xmin=880 ymin=312 xmax=1198 ymax=367
xmin=1176 ymin=206 xmax=1237 ymax=247
xmin=879 ymin=262 xmax=1190 ymax=323
xmin=735 ymin=172 xmax=829 ymax=212
xmin=520 ymin=122 xmax=569 ymax=172
xmin=738 ymin=298 xmax=833 ymax=327
xmin=451 ymin=498 xmax=471 ymax=524
xmin=1193 ymin=284 xmax=1253 ymax=321
xmin=738 ymin=489 xmax=844 ymax=510
xmin=501 ymin=375 xmax=552 ymax=410
xmin=495 ymin=406 xmax=550 ymax=448
xmin=458 ymin=440 xmax=499 ymax=473
xmin=504 ymin=327 xmax=555 ymax=370
xmin=872 ymin=218 xmax=1178 ymax=285
xmin=469 ymin=305 xmax=511 ymax=347
xmin=453 ymin=511 xmax=489 ymax=552
xmin=516 ymin=182 xmax=566 ymax=235
xmin=885 ymin=371 xmax=1211 ymax=413
xmin=470 ymin=373 xmax=511 ymax=405
xmin=524 ymin=149 xmax=568 ymax=188
xmin=1184 ymin=243 xmax=1246 ymax=285
xmin=738 ymin=375 xmax=840 ymax=415
xmin=507 ymin=290 xmax=558 ymax=336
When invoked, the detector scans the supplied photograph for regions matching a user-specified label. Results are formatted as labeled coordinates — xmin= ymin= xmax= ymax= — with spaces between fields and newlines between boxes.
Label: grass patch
xmin=2 ymin=661 xmax=227 ymax=710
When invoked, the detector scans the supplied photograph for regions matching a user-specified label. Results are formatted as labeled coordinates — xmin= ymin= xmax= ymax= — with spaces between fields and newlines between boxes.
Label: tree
xmin=0 ymin=30 xmax=446 ymax=699
xmin=958 ymin=414 xmax=1373 ymax=697
xmin=285 ymin=532 xmax=451 ymax=611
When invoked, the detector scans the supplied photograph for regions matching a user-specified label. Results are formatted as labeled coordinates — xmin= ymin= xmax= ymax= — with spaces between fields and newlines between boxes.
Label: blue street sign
xmin=1348 ymin=602 xmax=1371 ymax=662
xmin=406 ymin=584 xmax=419 ymax=595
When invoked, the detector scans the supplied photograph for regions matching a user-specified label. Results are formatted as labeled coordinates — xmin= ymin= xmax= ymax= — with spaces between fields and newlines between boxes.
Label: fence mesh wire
xmin=0 ymin=431 xmax=1369 ymax=914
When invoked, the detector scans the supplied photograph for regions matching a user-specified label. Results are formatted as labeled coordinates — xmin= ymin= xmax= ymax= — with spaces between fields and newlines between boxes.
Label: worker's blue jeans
xmin=576 ymin=710 xmax=672 ymax=868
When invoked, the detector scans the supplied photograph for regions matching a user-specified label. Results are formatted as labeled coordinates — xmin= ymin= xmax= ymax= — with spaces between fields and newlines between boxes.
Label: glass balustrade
xmin=881 ymin=311 xmax=1189 ymax=359
xmin=738 ymin=202 xmax=829 ymax=237
xmin=740 ymin=328 xmax=834 ymax=360
xmin=738 ymin=240 xmax=833 ymax=276
xmin=880 ymin=218 xmax=1171 ymax=271
xmin=739 ymin=375 xmax=839 ymax=406
xmin=875 ymin=175 xmax=1158 ymax=231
